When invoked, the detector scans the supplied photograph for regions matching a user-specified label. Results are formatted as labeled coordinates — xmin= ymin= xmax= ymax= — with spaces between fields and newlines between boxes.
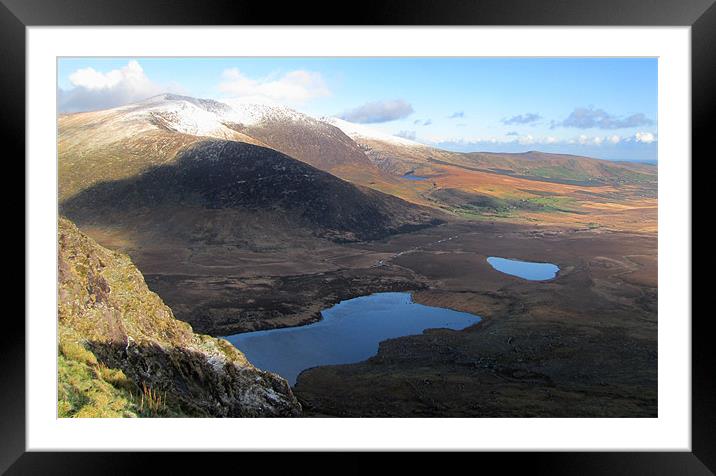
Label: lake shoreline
xmin=224 ymin=292 xmax=482 ymax=386
xmin=292 ymin=222 xmax=657 ymax=417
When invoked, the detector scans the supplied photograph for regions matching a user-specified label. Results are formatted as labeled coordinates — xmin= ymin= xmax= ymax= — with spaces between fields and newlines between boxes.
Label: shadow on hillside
xmin=61 ymin=138 xmax=442 ymax=243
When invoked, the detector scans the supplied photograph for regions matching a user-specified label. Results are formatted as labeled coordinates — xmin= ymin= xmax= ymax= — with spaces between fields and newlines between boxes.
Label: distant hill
xmin=57 ymin=216 xmax=301 ymax=417
xmin=61 ymin=140 xmax=441 ymax=245
xmin=441 ymin=150 xmax=657 ymax=186
xmin=326 ymin=119 xmax=657 ymax=187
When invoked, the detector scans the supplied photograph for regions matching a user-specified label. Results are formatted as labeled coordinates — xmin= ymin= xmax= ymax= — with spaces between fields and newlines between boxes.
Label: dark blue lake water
xmin=487 ymin=257 xmax=559 ymax=281
xmin=224 ymin=292 xmax=481 ymax=385
xmin=402 ymin=172 xmax=429 ymax=181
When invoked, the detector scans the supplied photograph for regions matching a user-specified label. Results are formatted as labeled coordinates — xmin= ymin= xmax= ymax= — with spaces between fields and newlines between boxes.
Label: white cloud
xmin=218 ymin=68 xmax=330 ymax=104
xmin=572 ymin=134 xmax=625 ymax=146
xmin=502 ymin=113 xmax=541 ymax=125
xmin=395 ymin=130 xmax=417 ymax=140
xmin=556 ymin=106 xmax=654 ymax=129
xmin=424 ymin=133 xmax=566 ymax=147
xmin=564 ymin=133 xmax=659 ymax=146
xmin=59 ymin=60 xmax=180 ymax=113
xmin=69 ymin=60 xmax=145 ymax=90
xmin=339 ymin=99 xmax=414 ymax=123
xmin=425 ymin=132 xmax=644 ymax=149
xmin=634 ymin=131 xmax=656 ymax=143
xmin=517 ymin=134 xmax=535 ymax=145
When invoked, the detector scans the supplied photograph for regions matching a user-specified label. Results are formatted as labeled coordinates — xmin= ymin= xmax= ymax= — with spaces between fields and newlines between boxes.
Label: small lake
xmin=487 ymin=257 xmax=559 ymax=281
xmin=402 ymin=172 xmax=429 ymax=181
xmin=224 ymin=292 xmax=481 ymax=385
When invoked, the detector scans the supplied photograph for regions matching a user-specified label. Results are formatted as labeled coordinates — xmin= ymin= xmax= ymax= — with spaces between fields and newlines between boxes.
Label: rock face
xmin=57 ymin=216 xmax=301 ymax=417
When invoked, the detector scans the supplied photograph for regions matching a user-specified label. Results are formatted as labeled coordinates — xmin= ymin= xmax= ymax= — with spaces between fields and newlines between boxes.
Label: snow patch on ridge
xmin=323 ymin=117 xmax=425 ymax=148
xmin=222 ymin=100 xmax=313 ymax=126
xmin=118 ymin=94 xmax=319 ymax=139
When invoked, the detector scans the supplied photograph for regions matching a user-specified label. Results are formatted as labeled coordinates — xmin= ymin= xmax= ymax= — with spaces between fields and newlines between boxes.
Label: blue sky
xmin=58 ymin=57 xmax=658 ymax=162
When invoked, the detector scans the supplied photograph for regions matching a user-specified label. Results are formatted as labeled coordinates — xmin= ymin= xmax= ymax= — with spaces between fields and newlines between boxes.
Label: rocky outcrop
xmin=58 ymin=217 xmax=301 ymax=417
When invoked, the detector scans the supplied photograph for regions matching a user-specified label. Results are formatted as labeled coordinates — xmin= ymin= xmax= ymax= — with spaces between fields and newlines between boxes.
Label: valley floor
xmin=295 ymin=222 xmax=657 ymax=417
xmin=86 ymin=219 xmax=657 ymax=417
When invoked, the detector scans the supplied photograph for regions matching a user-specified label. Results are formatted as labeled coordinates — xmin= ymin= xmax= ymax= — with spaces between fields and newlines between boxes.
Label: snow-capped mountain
xmin=116 ymin=94 xmax=425 ymax=153
xmin=58 ymin=94 xmax=399 ymax=200
xmin=63 ymin=92 xmax=423 ymax=156
xmin=117 ymin=93 xmax=320 ymax=140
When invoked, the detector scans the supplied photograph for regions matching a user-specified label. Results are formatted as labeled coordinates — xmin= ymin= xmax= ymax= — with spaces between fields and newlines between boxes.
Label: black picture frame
xmin=6 ymin=0 xmax=710 ymax=472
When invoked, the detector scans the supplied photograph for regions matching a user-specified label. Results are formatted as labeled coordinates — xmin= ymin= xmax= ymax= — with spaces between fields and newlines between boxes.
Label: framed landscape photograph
xmin=9 ymin=0 xmax=711 ymax=471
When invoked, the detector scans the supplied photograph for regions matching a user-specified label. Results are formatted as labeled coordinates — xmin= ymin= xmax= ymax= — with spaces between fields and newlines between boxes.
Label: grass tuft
xmin=138 ymin=382 xmax=167 ymax=416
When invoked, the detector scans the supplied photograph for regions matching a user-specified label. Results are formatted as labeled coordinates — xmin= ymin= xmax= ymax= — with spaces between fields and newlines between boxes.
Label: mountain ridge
xmin=58 ymin=93 xmax=400 ymax=202
xmin=61 ymin=139 xmax=441 ymax=244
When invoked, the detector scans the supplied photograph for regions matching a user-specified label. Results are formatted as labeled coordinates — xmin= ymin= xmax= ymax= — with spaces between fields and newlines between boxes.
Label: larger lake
xmin=224 ymin=292 xmax=481 ymax=385
xmin=487 ymin=256 xmax=559 ymax=281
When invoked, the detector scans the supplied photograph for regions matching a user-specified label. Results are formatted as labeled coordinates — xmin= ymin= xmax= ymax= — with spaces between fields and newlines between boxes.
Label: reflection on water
xmin=224 ymin=292 xmax=481 ymax=385
xmin=487 ymin=256 xmax=559 ymax=281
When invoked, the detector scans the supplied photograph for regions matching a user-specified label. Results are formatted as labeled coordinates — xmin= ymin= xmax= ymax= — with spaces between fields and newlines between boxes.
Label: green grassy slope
xmin=57 ymin=216 xmax=302 ymax=417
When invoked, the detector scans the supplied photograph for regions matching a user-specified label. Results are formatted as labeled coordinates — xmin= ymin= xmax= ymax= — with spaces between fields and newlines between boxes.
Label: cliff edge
xmin=57 ymin=216 xmax=301 ymax=417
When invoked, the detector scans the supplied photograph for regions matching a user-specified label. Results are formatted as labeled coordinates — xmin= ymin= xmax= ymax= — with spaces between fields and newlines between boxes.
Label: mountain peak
xmin=124 ymin=94 xmax=318 ymax=134
xmin=142 ymin=93 xmax=233 ymax=114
